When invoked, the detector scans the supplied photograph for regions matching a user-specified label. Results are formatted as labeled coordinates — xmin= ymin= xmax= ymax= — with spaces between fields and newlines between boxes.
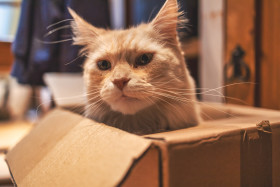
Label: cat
xmin=68 ymin=0 xmax=201 ymax=134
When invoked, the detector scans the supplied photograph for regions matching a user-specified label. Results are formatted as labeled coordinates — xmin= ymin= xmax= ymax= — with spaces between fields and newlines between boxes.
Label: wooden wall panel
xmin=259 ymin=0 xmax=280 ymax=110
xmin=225 ymin=0 xmax=256 ymax=106
xmin=0 ymin=42 xmax=13 ymax=73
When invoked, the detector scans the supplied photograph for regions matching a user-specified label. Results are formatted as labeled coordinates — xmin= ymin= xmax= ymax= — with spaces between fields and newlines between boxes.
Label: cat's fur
xmin=69 ymin=0 xmax=201 ymax=134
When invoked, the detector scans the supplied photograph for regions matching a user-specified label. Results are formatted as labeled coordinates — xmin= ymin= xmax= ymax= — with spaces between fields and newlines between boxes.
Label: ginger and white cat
xmin=69 ymin=0 xmax=201 ymax=134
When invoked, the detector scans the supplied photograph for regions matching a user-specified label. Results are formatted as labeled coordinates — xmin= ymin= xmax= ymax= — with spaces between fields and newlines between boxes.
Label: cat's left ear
xmin=151 ymin=0 xmax=185 ymax=42
xmin=68 ymin=8 xmax=105 ymax=46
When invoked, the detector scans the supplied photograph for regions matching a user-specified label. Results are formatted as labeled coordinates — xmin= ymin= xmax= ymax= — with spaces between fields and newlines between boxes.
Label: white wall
xmin=199 ymin=0 xmax=225 ymax=102
xmin=109 ymin=0 xmax=126 ymax=29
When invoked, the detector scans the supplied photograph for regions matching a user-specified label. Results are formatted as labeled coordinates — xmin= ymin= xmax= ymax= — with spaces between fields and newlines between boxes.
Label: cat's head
xmin=69 ymin=0 xmax=192 ymax=115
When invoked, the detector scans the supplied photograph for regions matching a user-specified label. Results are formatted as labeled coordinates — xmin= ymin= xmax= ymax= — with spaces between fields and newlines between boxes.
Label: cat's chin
xmin=109 ymin=96 xmax=151 ymax=115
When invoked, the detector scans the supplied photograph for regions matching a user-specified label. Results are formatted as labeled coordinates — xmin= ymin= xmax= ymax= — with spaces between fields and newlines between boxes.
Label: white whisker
xmin=64 ymin=54 xmax=83 ymax=66
xmin=47 ymin=19 xmax=74 ymax=29
xmin=44 ymin=25 xmax=72 ymax=37
xmin=38 ymin=38 xmax=73 ymax=44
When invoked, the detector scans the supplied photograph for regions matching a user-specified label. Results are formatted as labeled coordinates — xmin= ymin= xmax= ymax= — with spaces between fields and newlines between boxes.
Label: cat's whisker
xmin=196 ymin=93 xmax=248 ymax=105
xmin=86 ymin=99 xmax=103 ymax=108
xmin=86 ymin=101 xmax=103 ymax=111
xmin=151 ymin=79 xmax=182 ymax=88
xmin=39 ymin=93 xmax=87 ymax=101
xmin=37 ymin=38 xmax=73 ymax=44
xmin=151 ymin=92 xmax=234 ymax=120
xmin=150 ymin=84 xmax=198 ymax=91
xmin=35 ymin=99 xmax=86 ymax=119
xmin=143 ymin=90 xmax=194 ymax=107
xmin=46 ymin=19 xmax=74 ymax=29
xmin=151 ymin=74 xmax=188 ymax=87
xmin=149 ymin=90 xmax=193 ymax=103
xmin=85 ymin=92 xmax=103 ymax=99
xmin=44 ymin=25 xmax=72 ymax=37
xmin=153 ymin=87 xmax=244 ymax=104
xmin=64 ymin=54 xmax=84 ymax=66
xmin=32 ymin=92 xmax=102 ymax=112
xmin=85 ymin=100 xmax=102 ymax=111
xmin=197 ymin=109 xmax=213 ymax=121
xmin=198 ymin=102 xmax=237 ymax=119
xmin=87 ymin=85 xmax=102 ymax=89
xmin=35 ymin=101 xmax=50 ymax=118
xmin=150 ymin=93 xmax=214 ymax=120
xmin=147 ymin=6 xmax=158 ymax=23
xmin=87 ymin=96 xmax=103 ymax=103
xmin=149 ymin=94 xmax=183 ymax=115
xmin=149 ymin=74 xmax=166 ymax=81
xmin=198 ymin=82 xmax=255 ymax=96
xmin=145 ymin=90 xmax=224 ymax=120
xmin=153 ymin=87 xmax=195 ymax=96
xmin=86 ymin=91 xmax=101 ymax=96
xmin=150 ymin=82 xmax=255 ymax=105
xmin=152 ymin=89 xmax=236 ymax=108
xmin=152 ymin=82 xmax=255 ymax=93
xmin=85 ymin=100 xmax=105 ymax=117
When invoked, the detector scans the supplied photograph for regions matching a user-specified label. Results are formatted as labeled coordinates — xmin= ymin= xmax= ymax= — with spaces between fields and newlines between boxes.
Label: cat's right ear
xmin=150 ymin=0 xmax=186 ymax=43
xmin=68 ymin=8 xmax=105 ymax=46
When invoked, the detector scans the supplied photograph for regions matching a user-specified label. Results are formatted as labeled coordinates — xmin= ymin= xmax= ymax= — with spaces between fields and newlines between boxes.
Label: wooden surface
xmin=0 ymin=120 xmax=33 ymax=185
xmin=181 ymin=38 xmax=199 ymax=59
xmin=0 ymin=121 xmax=33 ymax=152
xmin=259 ymin=0 xmax=280 ymax=110
xmin=0 ymin=42 xmax=13 ymax=73
xmin=225 ymin=0 xmax=256 ymax=106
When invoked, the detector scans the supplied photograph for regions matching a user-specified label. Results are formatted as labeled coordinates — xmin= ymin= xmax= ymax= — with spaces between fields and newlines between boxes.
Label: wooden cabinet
xmin=224 ymin=0 xmax=256 ymax=106
xmin=224 ymin=0 xmax=280 ymax=110
xmin=258 ymin=0 xmax=280 ymax=110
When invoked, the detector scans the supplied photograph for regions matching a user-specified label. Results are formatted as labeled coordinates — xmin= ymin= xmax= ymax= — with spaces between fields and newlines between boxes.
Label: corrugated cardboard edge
xmin=5 ymin=159 xmax=17 ymax=186
xmin=5 ymin=109 xmax=155 ymax=187
xmin=146 ymin=139 xmax=168 ymax=187
xmin=271 ymin=122 xmax=280 ymax=187
xmin=119 ymin=144 xmax=162 ymax=187
xmin=240 ymin=122 xmax=272 ymax=187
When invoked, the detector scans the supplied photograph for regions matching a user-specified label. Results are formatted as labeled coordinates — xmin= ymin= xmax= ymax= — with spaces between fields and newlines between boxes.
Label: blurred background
xmin=0 ymin=0 xmax=279 ymax=184
xmin=0 ymin=0 xmax=279 ymax=122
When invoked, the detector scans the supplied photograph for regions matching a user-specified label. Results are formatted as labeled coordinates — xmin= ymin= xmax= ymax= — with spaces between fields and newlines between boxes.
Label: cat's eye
xmin=135 ymin=53 xmax=153 ymax=67
xmin=97 ymin=60 xmax=111 ymax=70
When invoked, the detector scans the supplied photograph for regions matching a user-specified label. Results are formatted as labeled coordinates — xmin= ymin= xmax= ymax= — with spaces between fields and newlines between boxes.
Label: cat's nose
xmin=113 ymin=78 xmax=131 ymax=90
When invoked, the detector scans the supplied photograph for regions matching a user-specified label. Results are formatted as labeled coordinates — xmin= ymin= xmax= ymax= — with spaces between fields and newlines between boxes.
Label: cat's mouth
xmin=119 ymin=94 xmax=140 ymax=102
xmin=107 ymin=93 xmax=146 ymax=115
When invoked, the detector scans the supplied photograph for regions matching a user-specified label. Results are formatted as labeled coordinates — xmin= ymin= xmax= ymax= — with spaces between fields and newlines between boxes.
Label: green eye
xmin=97 ymin=60 xmax=111 ymax=70
xmin=135 ymin=53 xmax=153 ymax=67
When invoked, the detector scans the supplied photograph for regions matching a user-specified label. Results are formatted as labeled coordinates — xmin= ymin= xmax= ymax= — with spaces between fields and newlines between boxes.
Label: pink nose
xmin=113 ymin=78 xmax=130 ymax=90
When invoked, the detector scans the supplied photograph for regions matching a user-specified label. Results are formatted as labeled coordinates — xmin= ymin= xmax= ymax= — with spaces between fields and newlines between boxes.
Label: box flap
xmin=146 ymin=103 xmax=280 ymax=143
xmin=200 ymin=102 xmax=280 ymax=120
xmin=44 ymin=73 xmax=86 ymax=108
xmin=6 ymin=109 xmax=153 ymax=187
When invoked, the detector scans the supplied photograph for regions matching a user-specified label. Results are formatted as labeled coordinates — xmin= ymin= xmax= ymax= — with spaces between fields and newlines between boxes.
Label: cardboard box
xmin=5 ymin=73 xmax=280 ymax=186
